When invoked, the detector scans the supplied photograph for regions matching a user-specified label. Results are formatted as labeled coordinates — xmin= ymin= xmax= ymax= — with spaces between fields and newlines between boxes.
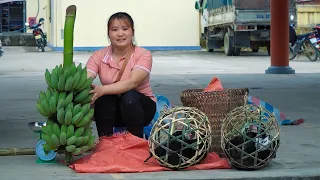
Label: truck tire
xmin=205 ymin=30 xmax=214 ymax=52
xmin=224 ymin=32 xmax=234 ymax=56
xmin=233 ymin=48 xmax=241 ymax=56
xmin=252 ymin=48 xmax=259 ymax=52
xmin=206 ymin=40 xmax=214 ymax=52
xmin=266 ymin=42 xmax=271 ymax=56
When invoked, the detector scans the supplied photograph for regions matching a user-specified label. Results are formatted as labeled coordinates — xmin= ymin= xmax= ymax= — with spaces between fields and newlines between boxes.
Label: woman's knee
xmin=94 ymin=95 xmax=118 ymax=115
xmin=120 ymin=90 xmax=141 ymax=107
xmin=119 ymin=90 xmax=144 ymax=123
xmin=120 ymin=90 xmax=156 ymax=126
xmin=95 ymin=95 xmax=117 ymax=105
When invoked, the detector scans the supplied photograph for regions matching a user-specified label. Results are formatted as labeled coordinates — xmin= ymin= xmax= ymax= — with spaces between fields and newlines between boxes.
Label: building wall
xmin=297 ymin=0 xmax=320 ymax=5
xmin=50 ymin=0 xmax=200 ymax=51
xmin=25 ymin=0 xmax=51 ymax=36
xmin=296 ymin=5 xmax=320 ymax=27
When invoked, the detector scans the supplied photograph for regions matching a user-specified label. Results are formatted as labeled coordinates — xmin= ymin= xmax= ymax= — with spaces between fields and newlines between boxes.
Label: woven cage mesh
xmin=221 ymin=102 xmax=280 ymax=170
xmin=148 ymin=107 xmax=212 ymax=170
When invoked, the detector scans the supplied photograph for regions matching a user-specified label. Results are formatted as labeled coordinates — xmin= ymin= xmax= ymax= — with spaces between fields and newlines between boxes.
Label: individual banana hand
xmin=44 ymin=63 xmax=93 ymax=93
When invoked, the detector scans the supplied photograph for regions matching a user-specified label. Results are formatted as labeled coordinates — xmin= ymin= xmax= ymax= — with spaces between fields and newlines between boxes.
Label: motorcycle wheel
xmin=304 ymin=42 xmax=318 ymax=62
xmin=40 ymin=45 xmax=45 ymax=52
xmin=289 ymin=46 xmax=296 ymax=60
xmin=37 ymin=39 xmax=45 ymax=52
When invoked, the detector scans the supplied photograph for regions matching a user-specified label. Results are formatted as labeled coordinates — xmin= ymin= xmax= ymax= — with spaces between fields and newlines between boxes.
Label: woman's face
xmin=108 ymin=19 xmax=134 ymax=48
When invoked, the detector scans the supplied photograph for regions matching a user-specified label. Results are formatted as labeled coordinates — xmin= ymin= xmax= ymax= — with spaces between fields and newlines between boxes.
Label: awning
xmin=0 ymin=0 xmax=23 ymax=4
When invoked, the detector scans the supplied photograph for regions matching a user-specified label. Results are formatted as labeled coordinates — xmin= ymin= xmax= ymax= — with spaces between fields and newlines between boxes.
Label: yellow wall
xmin=51 ymin=0 xmax=200 ymax=48
xmin=25 ymin=0 xmax=51 ymax=36
xmin=297 ymin=5 xmax=320 ymax=27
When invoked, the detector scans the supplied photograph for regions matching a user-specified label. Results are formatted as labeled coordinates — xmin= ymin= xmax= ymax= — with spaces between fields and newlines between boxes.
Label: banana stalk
xmin=64 ymin=152 xmax=73 ymax=165
xmin=62 ymin=5 xmax=77 ymax=165
xmin=63 ymin=5 xmax=77 ymax=68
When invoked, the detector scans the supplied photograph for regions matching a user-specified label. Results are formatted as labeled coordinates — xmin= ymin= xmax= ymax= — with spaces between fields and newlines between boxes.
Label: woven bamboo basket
xmin=221 ymin=102 xmax=280 ymax=170
xmin=147 ymin=107 xmax=212 ymax=170
xmin=180 ymin=88 xmax=249 ymax=154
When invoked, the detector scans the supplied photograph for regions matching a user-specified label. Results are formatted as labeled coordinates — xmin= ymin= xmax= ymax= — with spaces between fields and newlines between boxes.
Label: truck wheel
xmin=206 ymin=40 xmax=214 ymax=52
xmin=233 ymin=48 xmax=241 ymax=56
xmin=266 ymin=42 xmax=271 ymax=56
xmin=224 ymin=32 xmax=234 ymax=56
xmin=252 ymin=48 xmax=259 ymax=52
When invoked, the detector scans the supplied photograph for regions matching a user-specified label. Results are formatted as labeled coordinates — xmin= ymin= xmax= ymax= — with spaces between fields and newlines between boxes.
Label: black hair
xmin=107 ymin=12 xmax=134 ymax=34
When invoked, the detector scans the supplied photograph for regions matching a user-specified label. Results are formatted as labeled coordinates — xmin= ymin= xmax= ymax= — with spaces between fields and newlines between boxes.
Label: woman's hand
xmin=90 ymin=84 xmax=106 ymax=104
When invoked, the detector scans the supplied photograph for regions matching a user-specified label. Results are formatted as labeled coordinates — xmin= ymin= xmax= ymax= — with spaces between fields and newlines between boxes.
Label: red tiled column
xmin=265 ymin=0 xmax=295 ymax=74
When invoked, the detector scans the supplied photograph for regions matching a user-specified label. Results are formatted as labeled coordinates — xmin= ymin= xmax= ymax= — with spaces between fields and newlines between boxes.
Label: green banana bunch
xmin=36 ymin=88 xmax=57 ymax=118
xmin=37 ymin=5 xmax=98 ymax=162
xmin=41 ymin=118 xmax=95 ymax=155
xmin=74 ymin=87 xmax=94 ymax=104
xmin=64 ymin=127 xmax=96 ymax=156
xmin=57 ymin=102 xmax=94 ymax=127
xmin=45 ymin=63 xmax=93 ymax=93
xmin=40 ymin=119 xmax=61 ymax=152
xmin=36 ymin=88 xmax=74 ymax=118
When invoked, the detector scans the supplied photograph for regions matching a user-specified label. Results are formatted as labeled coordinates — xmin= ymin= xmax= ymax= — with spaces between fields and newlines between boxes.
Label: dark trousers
xmin=94 ymin=90 xmax=156 ymax=138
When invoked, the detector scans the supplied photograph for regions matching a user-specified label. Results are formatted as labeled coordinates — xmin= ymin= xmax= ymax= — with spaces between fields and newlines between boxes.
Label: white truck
xmin=195 ymin=0 xmax=296 ymax=56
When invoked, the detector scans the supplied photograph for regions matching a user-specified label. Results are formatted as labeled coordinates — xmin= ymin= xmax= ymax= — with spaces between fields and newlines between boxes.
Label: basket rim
xmin=181 ymin=88 xmax=249 ymax=92
xmin=180 ymin=88 xmax=249 ymax=97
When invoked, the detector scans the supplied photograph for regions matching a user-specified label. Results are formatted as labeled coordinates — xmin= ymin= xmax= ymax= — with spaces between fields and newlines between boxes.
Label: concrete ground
xmin=1 ymin=46 xmax=320 ymax=179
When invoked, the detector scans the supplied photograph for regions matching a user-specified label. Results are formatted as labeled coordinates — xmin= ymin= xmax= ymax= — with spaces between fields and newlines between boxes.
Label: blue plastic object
xmin=35 ymin=139 xmax=57 ymax=161
xmin=114 ymin=94 xmax=173 ymax=139
xmin=151 ymin=94 xmax=172 ymax=124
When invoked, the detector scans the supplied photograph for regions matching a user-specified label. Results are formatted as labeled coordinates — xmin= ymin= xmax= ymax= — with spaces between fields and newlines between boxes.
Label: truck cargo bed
xmin=206 ymin=0 xmax=295 ymax=26
xmin=235 ymin=0 xmax=270 ymax=10
xmin=207 ymin=0 xmax=294 ymax=10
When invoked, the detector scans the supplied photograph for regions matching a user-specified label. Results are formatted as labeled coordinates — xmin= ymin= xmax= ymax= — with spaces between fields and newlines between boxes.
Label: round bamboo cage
xmin=148 ymin=107 xmax=212 ymax=170
xmin=221 ymin=102 xmax=280 ymax=171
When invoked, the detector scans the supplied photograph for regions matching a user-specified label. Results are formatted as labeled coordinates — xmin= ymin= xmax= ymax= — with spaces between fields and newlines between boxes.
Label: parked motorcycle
xmin=315 ymin=37 xmax=320 ymax=52
xmin=312 ymin=24 xmax=320 ymax=53
xmin=289 ymin=23 xmax=318 ymax=62
xmin=0 ymin=39 xmax=3 ymax=57
xmin=25 ymin=18 xmax=47 ymax=52
xmin=0 ymin=32 xmax=4 ymax=56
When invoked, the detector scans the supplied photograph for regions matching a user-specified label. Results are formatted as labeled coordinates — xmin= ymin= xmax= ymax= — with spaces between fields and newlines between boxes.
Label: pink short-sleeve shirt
xmin=86 ymin=46 xmax=156 ymax=102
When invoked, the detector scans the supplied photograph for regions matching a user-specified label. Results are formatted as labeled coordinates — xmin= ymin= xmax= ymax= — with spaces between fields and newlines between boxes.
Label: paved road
xmin=1 ymin=47 xmax=320 ymax=179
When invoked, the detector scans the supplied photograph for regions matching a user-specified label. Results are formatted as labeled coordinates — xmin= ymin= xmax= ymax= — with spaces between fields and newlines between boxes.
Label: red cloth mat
xmin=69 ymin=133 xmax=231 ymax=173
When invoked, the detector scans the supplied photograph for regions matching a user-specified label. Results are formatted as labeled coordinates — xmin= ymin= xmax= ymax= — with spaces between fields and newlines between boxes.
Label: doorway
xmin=0 ymin=1 xmax=26 ymax=33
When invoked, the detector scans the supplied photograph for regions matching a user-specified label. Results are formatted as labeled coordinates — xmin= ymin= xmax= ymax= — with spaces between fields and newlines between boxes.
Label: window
xmin=0 ymin=1 xmax=25 ymax=33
